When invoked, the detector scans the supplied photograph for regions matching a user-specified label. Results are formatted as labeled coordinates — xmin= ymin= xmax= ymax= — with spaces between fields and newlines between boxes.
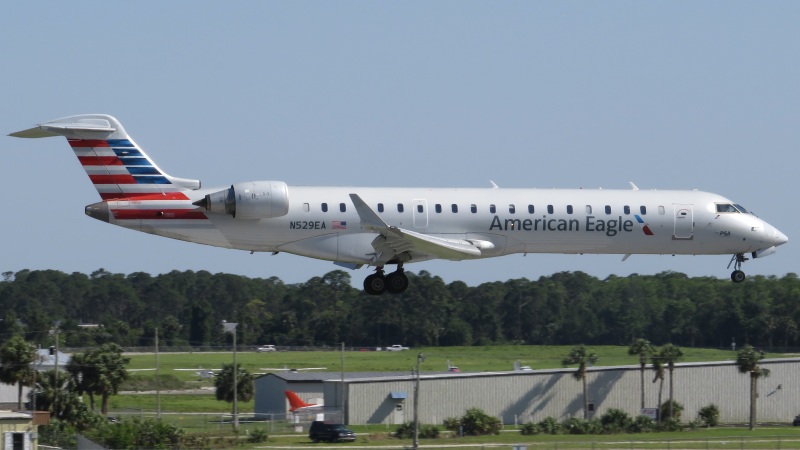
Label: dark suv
xmin=793 ymin=414 xmax=800 ymax=426
xmin=309 ymin=421 xmax=356 ymax=443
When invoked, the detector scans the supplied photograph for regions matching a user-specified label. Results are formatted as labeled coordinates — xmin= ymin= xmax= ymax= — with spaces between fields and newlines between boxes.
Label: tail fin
xmin=10 ymin=114 xmax=200 ymax=200
xmin=285 ymin=390 xmax=316 ymax=411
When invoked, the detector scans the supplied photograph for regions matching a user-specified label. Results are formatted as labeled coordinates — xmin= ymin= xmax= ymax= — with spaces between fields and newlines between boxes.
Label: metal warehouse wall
xmin=333 ymin=359 xmax=799 ymax=425
xmin=254 ymin=375 xmax=325 ymax=418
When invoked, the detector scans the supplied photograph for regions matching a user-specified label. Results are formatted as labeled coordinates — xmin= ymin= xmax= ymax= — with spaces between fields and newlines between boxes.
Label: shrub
xmin=248 ymin=428 xmax=269 ymax=443
xmin=659 ymin=400 xmax=684 ymax=421
xmin=599 ymin=408 xmax=631 ymax=434
xmin=442 ymin=416 xmax=461 ymax=431
xmin=627 ymin=415 xmax=656 ymax=433
xmin=395 ymin=422 xmax=440 ymax=439
xmin=697 ymin=404 xmax=720 ymax=427
xmin=658 ymin=417 xmax=683 ymax=432
xmin=520 ymin=422 xmax=540 ymax=435
xmin=460 ymin=408 xmax=502 ymax=435
xmin=537 ymin=417 xmax=562 ymax=435
xmin=562 ymin=417 xmax=599 ymax=435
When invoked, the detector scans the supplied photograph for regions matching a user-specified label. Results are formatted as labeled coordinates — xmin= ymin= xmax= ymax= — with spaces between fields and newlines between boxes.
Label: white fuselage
xmin=100 ymin=185 xmax=785 ymax=266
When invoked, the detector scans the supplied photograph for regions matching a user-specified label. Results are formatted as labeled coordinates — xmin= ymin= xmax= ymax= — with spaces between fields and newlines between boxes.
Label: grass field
xmin=109 ymin=346 xmax=800 ymax=448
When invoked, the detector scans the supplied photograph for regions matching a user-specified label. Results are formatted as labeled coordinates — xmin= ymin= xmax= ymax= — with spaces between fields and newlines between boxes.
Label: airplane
xmin=284 ymin=390 xmax=323 ymax=412
xmin=174 ymin=367 xmax=219 ymax=379
xmin=10 ymin=114 xmax=788 ymax=294
xmin=261 ymin=365 xmax=328 ymax=372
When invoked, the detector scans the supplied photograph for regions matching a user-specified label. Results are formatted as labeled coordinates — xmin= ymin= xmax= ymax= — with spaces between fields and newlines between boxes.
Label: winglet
xmin=349 ymin=194 xmax=388 ymax=230
xmin=629 ymin=182 xmax=639 ymax=191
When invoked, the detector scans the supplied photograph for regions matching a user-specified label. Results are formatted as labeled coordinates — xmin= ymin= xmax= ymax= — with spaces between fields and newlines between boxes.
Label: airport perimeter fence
xmin=63 ymin=344 xmax=384 ymax=354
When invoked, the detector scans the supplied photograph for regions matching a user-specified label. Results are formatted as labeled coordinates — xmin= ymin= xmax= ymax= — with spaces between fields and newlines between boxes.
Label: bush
xmin=659 ymin=400 xmax=684 ymax=421
xmin=658 ymin=417 xmax=684 ymax=432
xmin=537 ymin=416 xmax=562 ymax=435
xmin=460 ymin=408 xmax=502 ymax=436
xmin=697 ymin=404 xmax=720 ymax=427
xmin=442 ymin=416 xmax=461 ymax=431
xmin=562 ymin=417 xmax=599 ymax=435
xmin=248 ymin=428 xmax=269 ymax=443
xmin=599 ymin=408 xmax=631 ymax=434
xmin=395 ymin=422 xmax=440 ymax=439
xmin=627 ymin=415 xmax=656 ymax=433
xmin=93 ymin=417 xmax=183 ymax=449
xmin=520 ymin=422 xmax=540 ymax=435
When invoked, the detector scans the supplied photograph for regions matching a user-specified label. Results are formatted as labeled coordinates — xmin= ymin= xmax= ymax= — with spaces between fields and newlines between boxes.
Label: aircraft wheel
xmin=731 ymin=270 xmax=746 ymax=283
xmin=386 ymin=271 xmax=409 ymax=294
xmin=364 ymin=273 xmax=387 ymax=295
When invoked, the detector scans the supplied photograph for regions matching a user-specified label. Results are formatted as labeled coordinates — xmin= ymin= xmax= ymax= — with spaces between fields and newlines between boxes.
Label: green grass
xmin=110 ymin=346 xmax=800 ymax=448
xmin=125 ymin=344 xmax=760 ymax=384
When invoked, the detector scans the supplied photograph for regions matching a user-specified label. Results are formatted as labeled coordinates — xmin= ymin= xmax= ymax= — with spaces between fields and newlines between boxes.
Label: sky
xmin=1 ymin=2 xmax=796 ymax=287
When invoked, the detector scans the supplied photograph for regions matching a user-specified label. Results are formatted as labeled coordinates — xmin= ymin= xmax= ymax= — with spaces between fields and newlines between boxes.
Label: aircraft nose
xmin=765 ymin=223 xmax=788 ymax=247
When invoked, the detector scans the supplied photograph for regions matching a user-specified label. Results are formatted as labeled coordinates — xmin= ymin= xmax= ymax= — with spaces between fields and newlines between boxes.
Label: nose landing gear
xmin=363 ymin=265 xmax=409 ymax=295
xmin=728 ymin=253 xmax=748 ymax=283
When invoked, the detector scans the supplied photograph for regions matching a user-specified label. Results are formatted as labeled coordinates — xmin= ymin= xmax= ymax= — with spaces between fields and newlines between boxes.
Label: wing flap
xmin=349 ymin=193 xmax=484 ymax=261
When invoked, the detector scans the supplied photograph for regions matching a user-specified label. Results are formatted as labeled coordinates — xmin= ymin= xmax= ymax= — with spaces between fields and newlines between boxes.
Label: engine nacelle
xmin=202 ymin=181 xmax=289 ymax=220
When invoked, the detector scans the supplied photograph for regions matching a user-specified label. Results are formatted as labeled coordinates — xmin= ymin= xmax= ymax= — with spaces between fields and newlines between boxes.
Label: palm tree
xmin=651 ymin=353 xmax=665 ymax=425
xmin=735 ymin=345 xmax=771 ymax=430
xmin=658 ymin=344 xmax=683 ymax=419
xmin=562 ymin=345 xmax=598 ymax=419
xmin=628 ymin=338 xmax=653 ymax=411
xmin=0 ymin=335 xmax=36 ymax=409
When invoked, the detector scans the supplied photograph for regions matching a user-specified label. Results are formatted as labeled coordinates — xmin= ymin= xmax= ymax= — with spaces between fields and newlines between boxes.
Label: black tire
xmin=364 ymin=273 xmax=387 ymax=295
xmin=386 ymin=271 xmax=409 ymax=294
xmin=731 ymin=270 xmax=746 ymax=283
xmin=311 ymin=437 xmax=319 ymax=443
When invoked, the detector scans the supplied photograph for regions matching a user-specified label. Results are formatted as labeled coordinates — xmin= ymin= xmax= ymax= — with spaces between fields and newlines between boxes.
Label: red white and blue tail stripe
xmin=10 ymin=114 xmax=201 ymax=201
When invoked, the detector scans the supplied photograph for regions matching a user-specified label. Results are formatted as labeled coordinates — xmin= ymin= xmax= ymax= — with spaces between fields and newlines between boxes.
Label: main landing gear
xmin=728 ymin=253 xmax=748 ymax=283
xmin=363 ymin=265 xmax=409 ymax=295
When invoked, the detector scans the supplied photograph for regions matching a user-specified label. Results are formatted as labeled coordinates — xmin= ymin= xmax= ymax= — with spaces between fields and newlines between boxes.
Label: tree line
xmin=1 ymin=268 xmax=798 ymax=350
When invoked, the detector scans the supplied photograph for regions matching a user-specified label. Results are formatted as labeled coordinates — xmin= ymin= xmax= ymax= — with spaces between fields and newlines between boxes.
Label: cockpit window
xmin=717 ymin=203 xmax=753 ymax=214
xmin=733 ymin=204 xmax=749 ymax=214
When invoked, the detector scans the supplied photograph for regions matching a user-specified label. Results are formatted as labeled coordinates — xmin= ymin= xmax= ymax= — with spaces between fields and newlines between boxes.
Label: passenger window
xmin=604 ymin=205 xmax=611 ymax=215
xmin=547 ymin=205 xmax=554 ymax=214
xmin=586 ymin=205 xmax=592 ymax=214
xmin=339 ymin=203 xmax=346 ymax=213
xmin=490 ymin=204 xmax=496 ymax=214
xmin=623 ymin=206 xmax=630 ymax=215
xmin=658 ymin=206 xmax=665 ymax=215
xmin=471 ymin=204 xmax=477 ymax=213
xmin=397 ymin=203 xmax=404 ymax=213
xmin=321 ymin=203 xmax=328 ymax=213
xmin=566 ymin=205 xmax=573 ymax=214
xmin=640 ymin=206 xmax=647 ymax=215
xmin=303 ymin=203 xmax=310 ymax=212
xmin=509 ymin=204 xmax=515 ymax=214
xmin=378 ymin=203 xmax=384 ymax=213
xmin=435 ymin=204 xmax=442 ymax=213
xmin=417 ymin=204 xmax=423 ymax=213
xmin=528 ymin=204 xmax=534 ymax=214
xmin=451 ymin=204 xmax=458 ymax=213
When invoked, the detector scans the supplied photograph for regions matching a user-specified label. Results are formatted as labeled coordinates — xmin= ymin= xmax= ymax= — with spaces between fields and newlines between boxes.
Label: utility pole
xmin=413 ymin=352 xmax=425 ymax=450
xmin=52 ymin=323 xmax=60 ymax=416
xmin=340 ymin=342 xmax=345 ymax=422
xmin=155 ymin=327 xmax=161 ymax=420
xmin=222 ymin=321 xmax=239 ymax=431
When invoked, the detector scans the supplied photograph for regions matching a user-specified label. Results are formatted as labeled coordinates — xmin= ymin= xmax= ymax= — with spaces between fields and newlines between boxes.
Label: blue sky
xmin=1 ymin=2 xmax=796 ymax=285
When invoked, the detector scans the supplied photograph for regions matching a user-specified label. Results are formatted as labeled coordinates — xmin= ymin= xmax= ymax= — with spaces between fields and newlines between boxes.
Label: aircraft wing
xmin=349 ymin=194 xmax=487 ymax=262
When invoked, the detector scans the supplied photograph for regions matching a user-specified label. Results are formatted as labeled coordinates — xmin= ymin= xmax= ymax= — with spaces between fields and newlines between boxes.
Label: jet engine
xmin=199 ymin=181 xmax=289 ymax=220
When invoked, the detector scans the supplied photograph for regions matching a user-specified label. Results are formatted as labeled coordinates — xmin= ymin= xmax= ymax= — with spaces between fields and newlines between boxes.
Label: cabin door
xmin=673 ymin=204 xmax=694 ymax=239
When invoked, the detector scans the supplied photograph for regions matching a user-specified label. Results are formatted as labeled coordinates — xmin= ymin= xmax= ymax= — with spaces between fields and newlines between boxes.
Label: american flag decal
xmin=333 ymin=221 xmax=347 ymax=229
